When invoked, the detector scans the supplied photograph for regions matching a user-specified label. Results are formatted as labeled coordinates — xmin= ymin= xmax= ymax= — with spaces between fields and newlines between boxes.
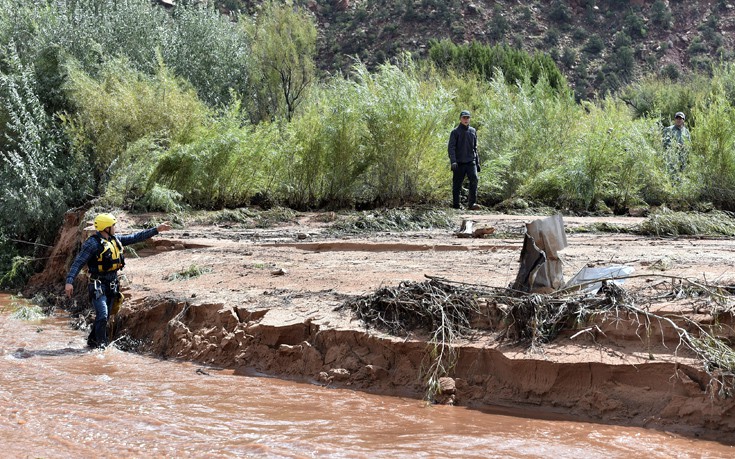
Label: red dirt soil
xmin=27 ymin=209 xmax=735 ymax=443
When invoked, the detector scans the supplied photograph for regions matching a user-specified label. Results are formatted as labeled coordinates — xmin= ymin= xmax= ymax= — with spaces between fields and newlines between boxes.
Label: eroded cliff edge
xmin=29 ymin=210 xmax=735 ymax=442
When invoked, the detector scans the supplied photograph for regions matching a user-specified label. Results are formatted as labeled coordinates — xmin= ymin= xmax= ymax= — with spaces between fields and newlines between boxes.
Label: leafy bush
xmin=0 ymin=42 xmax=85 ymax=242
xmin=283 ymin=79 xmax=364 ymax=209
xmin=244 ymin=0 xmax=317 ymax=122
xmin=428 ymin=39 xmax=567 ymax=94
xmin=651 ymin=0 xmax=672 ymax=29
xmin=583 ymin=35 xmax=605 ymax=55
xmin=480 ymin=70 xmax=578 ymax=203
xmin=151 ymin=107 xmax=283 ymax=208
xmin=8 ymin=0 xmax=251 ymax=108
xmin=688 ymin=72 xmax=735 ymax=209
xmin=350 ymin=57 xmax=452 ymax=206
xmin=63 ymin=59 xmax=208 ymax=187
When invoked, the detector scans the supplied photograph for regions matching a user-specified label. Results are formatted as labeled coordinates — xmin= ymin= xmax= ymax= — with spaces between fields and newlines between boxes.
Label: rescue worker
xmin=65 ymin=213 xmax=171 ymax=348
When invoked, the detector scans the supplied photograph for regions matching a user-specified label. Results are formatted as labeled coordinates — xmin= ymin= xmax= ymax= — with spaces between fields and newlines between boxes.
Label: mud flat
xmin=29 ymin=210 xmax=735 ymax=443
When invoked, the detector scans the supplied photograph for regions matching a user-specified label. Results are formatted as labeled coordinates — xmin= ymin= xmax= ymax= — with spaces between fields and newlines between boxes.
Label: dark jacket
xmin=448 ymin=124 xmax=479 ymax=165
xmin=65 ymin=228 xmax=159 ymax=284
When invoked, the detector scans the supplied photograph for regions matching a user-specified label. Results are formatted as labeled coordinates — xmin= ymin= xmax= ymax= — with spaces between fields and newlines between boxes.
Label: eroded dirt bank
xmin=29 ymin=210 xmax=735 ymax=443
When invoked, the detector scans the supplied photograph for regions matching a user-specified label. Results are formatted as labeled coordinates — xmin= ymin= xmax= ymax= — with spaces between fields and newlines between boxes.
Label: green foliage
xmin=351 ymin=57 xmax=452 ymax=206
xmin=63 ymin=58 xmax=208 ymax=186
xmin=623 ymin=10 xmax=647 ymax=38
xmin=427 ymin=39 xmax=567 ymax=94
xmin=688 ymin=68 xmax=735 ymax=209
xmin=651 ymin=0 xmax=672 ymax=29
xmin=549 ymin=0 xmax=572 ymax=24
xmin=283 ymin=79 xmax=365 ymax=209
xmin=0 ymin=255 xmax=34 ymax=290
xmin=583 ymin=35 xmax=605 ymax=55
xmin=102 ymin=137 xmax=169 ymax=210
xmin=138 ymin=185 xmax=184 ymax=213
xmin=488 ymin=6 xmax=509 ymax=41
xmin=152 ymin=106 xmax=283 ymax=208
xmin=4 ymin=0 xmax=251 ymax=108
xmin=557 ymin=100 xmax=663 ymax=211
xmin=619 ymin=74 xmax=706 ymax=124
xmin=162 ymin=4 xmax=250 ymax=106
xmin=0 ymin=42 xmax=85 ymax=241
xmin=244 ymin=0 xmax=317 ymax=122
xmin=285 ymin=56 xmax=451 ymax=208
xmin=9 ymin=298 xmax=45 ymax=320
xmin=480 ymin=70 xmax=577 ymax=203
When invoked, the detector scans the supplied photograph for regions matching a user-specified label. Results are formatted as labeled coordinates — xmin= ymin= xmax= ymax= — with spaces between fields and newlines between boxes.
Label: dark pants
xmin=452 ymin=162 xmax=478 ymax=209
xmin=87 ymin=277 xmax=117 ymax=348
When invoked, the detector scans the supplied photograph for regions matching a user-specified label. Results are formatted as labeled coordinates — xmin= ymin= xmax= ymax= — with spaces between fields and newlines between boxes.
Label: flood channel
xmin=0 ymin=294 xmax=732 ymax=458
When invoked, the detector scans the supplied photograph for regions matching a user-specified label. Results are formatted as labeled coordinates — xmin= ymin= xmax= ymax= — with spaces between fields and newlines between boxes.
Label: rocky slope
xmin=236 ymin=0 xmax=735 ymax=98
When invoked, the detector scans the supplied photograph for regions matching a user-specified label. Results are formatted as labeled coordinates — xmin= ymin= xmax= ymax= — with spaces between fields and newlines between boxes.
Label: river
xmin=0 ymin=294 xmax=732 ymax=458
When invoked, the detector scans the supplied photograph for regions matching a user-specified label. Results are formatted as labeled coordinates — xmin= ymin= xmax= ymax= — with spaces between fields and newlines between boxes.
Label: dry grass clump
xmin=167 ymin=264 xmax=212 ymax=281
xmin=174 ymin=207 xmax=298 ymax=228
xmin=330 ymin=208 xmax=453 ymax=234
xmin=637 ymin=210 xmax=735 ymax=237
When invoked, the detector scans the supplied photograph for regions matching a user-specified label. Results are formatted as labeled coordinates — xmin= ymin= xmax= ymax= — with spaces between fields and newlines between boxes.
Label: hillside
xmin=235 ymin=0 xmax=735 ymax=98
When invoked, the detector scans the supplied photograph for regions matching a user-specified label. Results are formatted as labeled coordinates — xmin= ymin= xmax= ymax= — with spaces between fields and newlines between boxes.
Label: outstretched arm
xmin=117 ymin=221 xmax=172 ymax=246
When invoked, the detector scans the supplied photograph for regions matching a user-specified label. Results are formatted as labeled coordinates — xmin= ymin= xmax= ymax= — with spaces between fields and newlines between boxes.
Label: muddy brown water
xmin=1 ymin=294 xmax=732 ymax=458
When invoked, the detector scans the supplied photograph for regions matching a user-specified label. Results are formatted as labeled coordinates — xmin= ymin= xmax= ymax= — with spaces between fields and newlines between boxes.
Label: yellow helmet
xmin=94 ymin=213 xmax=117 ymax=231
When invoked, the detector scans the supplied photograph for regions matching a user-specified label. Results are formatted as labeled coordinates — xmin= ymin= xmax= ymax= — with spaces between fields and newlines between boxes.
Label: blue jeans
xmin=452 ymin=162 xmax=478 ymax=208
xmin=88 ymin=279 xmax=116 ymax=347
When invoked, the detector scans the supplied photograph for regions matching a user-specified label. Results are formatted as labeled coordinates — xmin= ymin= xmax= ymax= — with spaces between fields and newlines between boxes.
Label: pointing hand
xmin=157 ymin=222 xmax=173 ymax=232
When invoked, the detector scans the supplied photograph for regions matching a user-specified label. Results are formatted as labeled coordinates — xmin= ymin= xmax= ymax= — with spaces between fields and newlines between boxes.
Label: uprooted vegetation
xmin=342 ymin=276 xmax=735 ymax=402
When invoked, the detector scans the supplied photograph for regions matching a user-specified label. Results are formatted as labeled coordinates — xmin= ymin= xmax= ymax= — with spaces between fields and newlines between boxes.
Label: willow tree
xmin=244 ymin=0 xmax=316 ymax=122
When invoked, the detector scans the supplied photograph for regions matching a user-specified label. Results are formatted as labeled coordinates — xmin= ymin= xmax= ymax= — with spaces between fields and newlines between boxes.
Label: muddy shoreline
xmin=27 ymin=210 xmax=735 ymax=444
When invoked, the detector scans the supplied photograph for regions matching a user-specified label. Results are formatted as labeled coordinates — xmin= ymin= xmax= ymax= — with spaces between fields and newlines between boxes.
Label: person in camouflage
xmin=662 ymin=111 xmax=691 ymax=175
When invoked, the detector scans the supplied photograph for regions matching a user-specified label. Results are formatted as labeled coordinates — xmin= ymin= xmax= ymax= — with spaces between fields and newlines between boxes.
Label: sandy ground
xmin=28 ymin=209 xmax=735 ymax=442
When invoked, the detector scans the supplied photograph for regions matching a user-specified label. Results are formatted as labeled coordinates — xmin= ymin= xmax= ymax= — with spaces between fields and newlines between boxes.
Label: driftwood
xmin=456 ymin=219 xmax=495 ymax=238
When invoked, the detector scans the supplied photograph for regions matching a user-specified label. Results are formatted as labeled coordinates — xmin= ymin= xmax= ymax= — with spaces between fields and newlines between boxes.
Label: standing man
xmin=662 ymin=111 xmax=691 ymax=175
xmin=448 ymin=110 xmax=481 ymax=210
xmin=65 ymin=213 xmax=171 ymax=348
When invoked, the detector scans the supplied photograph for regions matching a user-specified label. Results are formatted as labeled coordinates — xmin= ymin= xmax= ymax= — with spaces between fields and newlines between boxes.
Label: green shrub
xmin=688 ymin=74 xmax=735 ymax=209
xmin=583 ymin=35 xmax=605 ymax=55
xmin=283 ymin=80 xmax=365 ymax=209
xmin=428 ymin=39 xmax=567 ymax=94
xmin=152 ymin=107 xmax=283 ymax=208
xmin=350 ymin=57 xmax=452 ymax=206
xmin=651 ymin=0 xmax=672 ymax=29
xmin=480 ymin=70 xmax=578 ymax=202
xmin=63 ymin=58 xmax=208 ymax=186
xmin=0 ymin=42 xmax=83 ymax=242
xmin=6 ymin=0 xmax=251 ymax=107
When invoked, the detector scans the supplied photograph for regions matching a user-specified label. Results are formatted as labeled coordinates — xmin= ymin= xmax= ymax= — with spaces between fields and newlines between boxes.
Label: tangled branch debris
xmin=341 ymin=275 xmax=735 ymax=402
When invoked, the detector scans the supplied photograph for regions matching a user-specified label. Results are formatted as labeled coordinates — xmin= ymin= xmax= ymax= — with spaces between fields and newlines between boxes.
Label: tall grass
xmin=352 ymin=57 xmax=452 ymax=206
xmin=151 ymin=105 xmax=283 ymax=209
xmin=480 ymin=71 xmax=578 ymax=203
xmin=688 ymin=65 xmax=735 ymax=209
xmin=63 ymin=58 xmax=208 ymax=188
